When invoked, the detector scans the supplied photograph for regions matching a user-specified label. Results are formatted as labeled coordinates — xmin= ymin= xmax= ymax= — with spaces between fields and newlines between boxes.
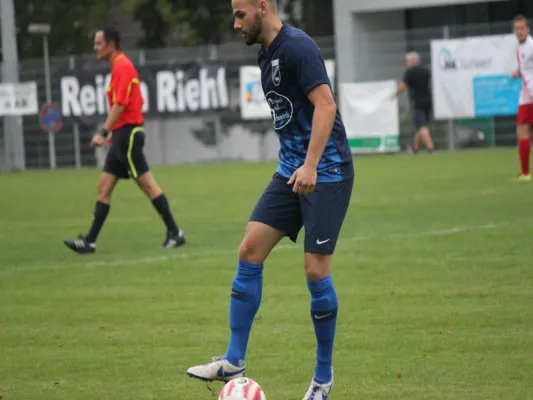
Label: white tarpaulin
xmin=430 ymin=34 xmax=519 ymax=119
xmin=239 ymin=60 xmax=335 ymax=120
xmin=339 ymin=80 xmax=400 ymax=153
xmin=0 ymin=81 xmax=39 ymax=116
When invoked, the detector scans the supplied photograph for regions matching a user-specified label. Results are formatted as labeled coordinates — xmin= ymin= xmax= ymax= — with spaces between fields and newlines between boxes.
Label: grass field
xmin=1 ymin=149 xmax=532 ymax=400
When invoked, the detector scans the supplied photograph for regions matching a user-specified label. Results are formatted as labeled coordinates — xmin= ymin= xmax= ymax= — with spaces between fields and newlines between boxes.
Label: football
xmin=218 ymin=377 xmax=266 ymax=400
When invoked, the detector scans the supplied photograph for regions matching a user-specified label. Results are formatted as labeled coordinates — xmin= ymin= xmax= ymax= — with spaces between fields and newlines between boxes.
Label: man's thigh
xmin=413 ymin=108 xmax=429 ymax=130
xmin=103 ymin=145 xmax=129 ymax=179
xmin=113 ymin=126 xmax=149 ymax=179
xmin=517 ymin=105 xmax=533 ymax=137
xmin=301 ymin=178 xmax=354 ymax=255
xmin=249 ymin=173 xmax=303 ymax=243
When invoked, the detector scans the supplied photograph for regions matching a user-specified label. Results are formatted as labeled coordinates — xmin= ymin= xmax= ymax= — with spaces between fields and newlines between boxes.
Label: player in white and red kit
xmin=511 ymin=15 xmax=533 ymax=181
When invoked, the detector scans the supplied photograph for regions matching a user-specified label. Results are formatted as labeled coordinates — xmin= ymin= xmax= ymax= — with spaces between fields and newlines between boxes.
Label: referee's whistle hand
xmin=90 ymin=134 xmax=105 ymax=148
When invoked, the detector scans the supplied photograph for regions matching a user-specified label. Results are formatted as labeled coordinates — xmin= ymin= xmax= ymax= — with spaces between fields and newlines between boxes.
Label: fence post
xmin=69 ymin=56 xmax=82 ymax=168
xmin=209 ymin=44 xmax=224 ymax=161
xmin=442 ymin=25 xmax=456 ymax=151
xmin=3 ymin=119 xmax=11 ymax=171
xmin=1 ymin=0 xmax=25 ymax=171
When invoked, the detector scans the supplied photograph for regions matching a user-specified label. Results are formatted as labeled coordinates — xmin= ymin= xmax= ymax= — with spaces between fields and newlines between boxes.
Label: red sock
xmin=519 ymin=138 xmax=531 ymax=175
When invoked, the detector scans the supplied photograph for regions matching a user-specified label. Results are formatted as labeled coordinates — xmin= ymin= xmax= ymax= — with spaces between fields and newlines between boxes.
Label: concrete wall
xmin=350 ymin=11 xmax=407 ymax=83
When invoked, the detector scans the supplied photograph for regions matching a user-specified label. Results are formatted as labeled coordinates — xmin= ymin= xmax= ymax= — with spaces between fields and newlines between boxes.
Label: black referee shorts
xmin=103 ymin=124 xmax=149 ymax=179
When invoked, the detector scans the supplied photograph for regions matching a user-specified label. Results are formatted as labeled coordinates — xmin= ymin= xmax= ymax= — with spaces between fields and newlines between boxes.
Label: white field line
xmin=0 ymin=221 xmax=513 ymax=276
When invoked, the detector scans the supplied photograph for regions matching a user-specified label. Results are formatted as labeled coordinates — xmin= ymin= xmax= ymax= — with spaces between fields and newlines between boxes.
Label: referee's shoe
xmin=63 ymin=235 xmax=95 ymax=254
xmin=161 ymin=229 xmax=186 ymax=249
xmin=64 ymin=229 xmax=185 ymax=254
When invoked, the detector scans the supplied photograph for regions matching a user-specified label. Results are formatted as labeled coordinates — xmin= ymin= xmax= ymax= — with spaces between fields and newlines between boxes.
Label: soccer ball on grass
xmin=218 ymin=377 xmax=266 ymax=400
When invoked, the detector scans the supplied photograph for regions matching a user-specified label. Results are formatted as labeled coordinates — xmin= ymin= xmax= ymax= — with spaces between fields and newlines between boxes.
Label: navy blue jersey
xmin=258 ymin=24 xmax=353 ymax=183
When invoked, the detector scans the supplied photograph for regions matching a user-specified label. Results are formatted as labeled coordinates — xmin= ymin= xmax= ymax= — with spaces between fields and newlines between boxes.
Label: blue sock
xmin=308 ymin=275 xmax=338 ymax=384
xmin=224 ymin=260 xmax=263 ymax=366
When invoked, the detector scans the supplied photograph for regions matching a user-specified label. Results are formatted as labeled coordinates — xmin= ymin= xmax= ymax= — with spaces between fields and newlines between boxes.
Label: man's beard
xmin=243 ymin=13 xmax=263 ymax=46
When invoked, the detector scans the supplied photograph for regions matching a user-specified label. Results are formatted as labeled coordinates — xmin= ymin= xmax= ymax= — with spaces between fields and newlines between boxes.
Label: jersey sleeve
xmin=113 ymin=63 xmax=139 ymax=106
xmin=286 ymin=37 xmax=331 ymax=95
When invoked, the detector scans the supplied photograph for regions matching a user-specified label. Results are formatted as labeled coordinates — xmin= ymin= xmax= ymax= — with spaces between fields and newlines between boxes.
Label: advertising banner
xmin=430 ymin=34 xmax=519 ymax=119
xmin=339 ymin=80 xmax=400 ymax=154
xmin=58 ymin=61 xmax=229 ymax=119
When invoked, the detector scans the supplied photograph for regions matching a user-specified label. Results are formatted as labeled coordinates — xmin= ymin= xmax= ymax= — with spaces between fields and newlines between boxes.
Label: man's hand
xmin=287 ymin=163 xmax=317 ymax=195
xmin=90 ymin=133 xmax=106 ymax=148
xmin=511 ymin=69 xmax=521 ymax=79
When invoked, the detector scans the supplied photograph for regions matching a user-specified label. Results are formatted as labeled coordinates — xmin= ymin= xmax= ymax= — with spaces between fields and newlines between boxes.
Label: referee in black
xmin=392 ymin=51 xmax=435 ymax=153
xmin=64 ymin=27 xmax=185 ymax=254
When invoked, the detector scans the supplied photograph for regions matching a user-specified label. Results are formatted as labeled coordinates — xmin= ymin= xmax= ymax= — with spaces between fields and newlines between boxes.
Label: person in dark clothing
xmin=392 ymin=51 xmax=435 ymax=153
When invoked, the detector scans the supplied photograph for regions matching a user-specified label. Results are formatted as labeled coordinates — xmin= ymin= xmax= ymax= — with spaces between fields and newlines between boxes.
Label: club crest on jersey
xmin=271 ymin=59 xmax=281 ymax=86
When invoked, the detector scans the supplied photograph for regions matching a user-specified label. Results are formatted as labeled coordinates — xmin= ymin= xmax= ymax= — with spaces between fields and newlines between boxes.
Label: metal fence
xmin=367 ymin=20 xmax=518 ymax=152
xmin=0 ymin=21 xmax=520 ymax=171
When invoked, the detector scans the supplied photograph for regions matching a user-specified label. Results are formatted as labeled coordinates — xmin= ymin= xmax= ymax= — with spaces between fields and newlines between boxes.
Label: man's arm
xmin=392 ymin=81 xmax=407 ymax=97
xmin=511 ymin=67 xmax=521 ymax=78
xmin=304 ymin=84 xmax=337 ymax=169
xmin=91 ymin=103 xmax=125 ymax=147
xmin=290 ymin=37 xmax=335 ymax=166
xmin=99 ymin=65 xmax=137 ymax=135
xmin=285 ymin=37 xmax=335 ymax=194
xmin=91 ymin=65 xmax=135 ymax=147
xmin=102 ymin=104 xmax=125 ymax=132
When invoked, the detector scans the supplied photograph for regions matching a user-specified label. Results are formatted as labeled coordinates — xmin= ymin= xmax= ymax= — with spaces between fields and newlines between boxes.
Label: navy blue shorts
xmin=413 ymin=106 xmax=431 ymax=130
xmin=249 ymin=173 xmax=353 ymax=255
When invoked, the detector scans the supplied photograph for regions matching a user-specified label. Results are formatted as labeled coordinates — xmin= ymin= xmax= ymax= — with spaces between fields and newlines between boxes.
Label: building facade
xmin=333 ymin=0 xmax=533 ymax=85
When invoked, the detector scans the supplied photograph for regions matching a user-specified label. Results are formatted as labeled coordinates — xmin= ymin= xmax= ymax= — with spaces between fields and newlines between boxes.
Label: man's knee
xmin=304 ymin=253 xmax=332 ymax=281
xmin=135 ymin=172 xmax=162 ymax=200
xmin=97 ymin=173 xmax=117 ymax=203
xmin=238 ymin=222 xmax=284 ymax=264
xmin=238 ymin=239 xmax=262 ymax=264
xmin=517 ymin=124 xmax=531 ymax=140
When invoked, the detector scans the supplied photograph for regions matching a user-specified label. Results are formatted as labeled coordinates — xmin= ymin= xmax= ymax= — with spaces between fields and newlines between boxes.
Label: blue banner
xmin=473 ymin=75 xmax=521 ymax=117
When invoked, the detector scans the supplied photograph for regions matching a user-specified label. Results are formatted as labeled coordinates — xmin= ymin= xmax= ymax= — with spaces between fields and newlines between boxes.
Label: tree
xmin=132 ymin=0 xmax=169 ymax=48
xmin=172 ymin=0 xmax=233 ymax=45
xmin=15 ymin=0 xmax=110 ymax=59
xmin=120 ymin=0 xmax=233 ymax=46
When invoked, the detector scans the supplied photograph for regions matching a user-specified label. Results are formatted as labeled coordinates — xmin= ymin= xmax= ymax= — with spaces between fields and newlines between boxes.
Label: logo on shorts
xmin=271 ymin=59 xmax=281 ymax=86
xmin=265 ymin=91 xmax=293 ymax=130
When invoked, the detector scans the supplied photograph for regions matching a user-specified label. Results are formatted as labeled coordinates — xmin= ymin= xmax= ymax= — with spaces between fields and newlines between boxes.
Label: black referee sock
xmin=152 ymin=194 xmax=179 ymax=235
xmin=86 ymin=201 xmax=110 ymax=243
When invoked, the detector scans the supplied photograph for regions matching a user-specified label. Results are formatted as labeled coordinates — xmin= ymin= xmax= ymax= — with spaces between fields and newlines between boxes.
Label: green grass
xmin=1 ymin=149 xmax=532 ymax=399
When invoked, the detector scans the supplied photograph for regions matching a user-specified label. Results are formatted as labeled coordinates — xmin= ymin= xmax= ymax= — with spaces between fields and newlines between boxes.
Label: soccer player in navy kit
xmin=187 ymin=1 xmax=354 ymax=398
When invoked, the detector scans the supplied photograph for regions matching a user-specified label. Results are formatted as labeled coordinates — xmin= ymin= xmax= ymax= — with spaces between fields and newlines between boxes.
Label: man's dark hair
xmin=514 ymin=14 xmax=529 ymax=27
xmin=101 ymin=26 xmax=121 ymax=49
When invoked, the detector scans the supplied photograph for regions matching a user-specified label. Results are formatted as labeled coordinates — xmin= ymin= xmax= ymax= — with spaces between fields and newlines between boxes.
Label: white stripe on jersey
xmin=518 ymin=35 xmax=533 ymax=105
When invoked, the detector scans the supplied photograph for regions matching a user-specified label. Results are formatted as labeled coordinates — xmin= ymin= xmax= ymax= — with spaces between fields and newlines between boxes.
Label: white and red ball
xmin=218 ymin=377 xmax=266 ymax=400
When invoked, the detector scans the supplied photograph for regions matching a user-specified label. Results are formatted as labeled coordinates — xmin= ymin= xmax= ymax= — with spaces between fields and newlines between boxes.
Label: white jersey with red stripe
xmin=518 ymin=35 xmax=533 ymax=105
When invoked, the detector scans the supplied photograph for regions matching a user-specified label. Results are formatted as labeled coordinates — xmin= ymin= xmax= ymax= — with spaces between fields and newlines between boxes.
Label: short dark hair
xmin=513 ymin=14 xmax=529 ymax=27
xmin=100 ymin=26 xmax=121 ymax=49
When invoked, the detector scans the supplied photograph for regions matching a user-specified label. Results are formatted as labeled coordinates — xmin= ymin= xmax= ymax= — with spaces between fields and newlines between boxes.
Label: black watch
xmin=98 ymin=128 xmax=110 ymax=138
